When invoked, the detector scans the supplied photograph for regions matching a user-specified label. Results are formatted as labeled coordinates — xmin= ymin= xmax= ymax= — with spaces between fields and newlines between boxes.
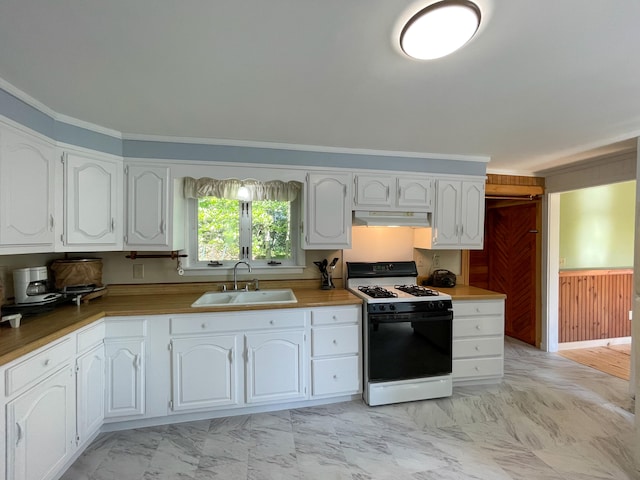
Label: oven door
xmin=367 ymin=311 xmax=452 ymax=383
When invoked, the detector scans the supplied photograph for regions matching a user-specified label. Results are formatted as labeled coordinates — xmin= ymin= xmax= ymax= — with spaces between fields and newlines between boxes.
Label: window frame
xmin=185 ymin=196 xmax=305 ymax=274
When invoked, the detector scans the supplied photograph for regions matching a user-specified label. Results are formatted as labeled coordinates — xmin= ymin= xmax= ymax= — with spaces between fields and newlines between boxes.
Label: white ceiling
xmin=1 ymin=0 xmax=639 ymax=175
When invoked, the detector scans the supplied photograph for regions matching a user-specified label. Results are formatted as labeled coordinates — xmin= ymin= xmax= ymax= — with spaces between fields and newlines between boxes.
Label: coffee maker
xmin=13 ymin=266 xmax=61 ymax=304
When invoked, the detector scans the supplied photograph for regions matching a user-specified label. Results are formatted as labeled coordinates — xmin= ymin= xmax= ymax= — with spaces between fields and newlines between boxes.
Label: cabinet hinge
xmin=60 ymin=153 xmax=65 ymax=164
xmin=75 ymin=363 xmax=80 ymax=374
xmin=303 ymin=334 xmax=307 ymax=342
xmin=124 ymin=165 xmax=129 ymax=175
xmin=169 ymin=400 xmax=173 ymax=409
xmin=60 ymin=233 xmax=65 ymax=243
xmin=76 ymin=435 xmax=80 ymax=444
xmin=168 ymin=342 xmax=173 ymax=351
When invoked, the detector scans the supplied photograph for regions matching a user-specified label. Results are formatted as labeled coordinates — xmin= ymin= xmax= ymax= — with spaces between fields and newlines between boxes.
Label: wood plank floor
xmin=558 ymin=344 xmax=631 ymax=380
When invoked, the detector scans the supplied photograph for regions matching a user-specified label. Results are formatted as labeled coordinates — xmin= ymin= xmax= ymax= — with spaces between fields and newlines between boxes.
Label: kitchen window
xmin=184 ymin=177 xmax=304 ymax=271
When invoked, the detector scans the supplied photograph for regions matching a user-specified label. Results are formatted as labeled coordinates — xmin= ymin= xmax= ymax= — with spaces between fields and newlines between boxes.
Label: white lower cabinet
xmin=170 ymin=335 xmax=240 ymax=411
xmin=245 ymin=330 xmax=306 ymax=404
xmin=6 ymin=365 xmax=76 ymax=480
xmin=310 ymin=306 xmax=362 ymax=397
xmin=104 ymin=318 xmax=147 ymax=419
xmin=76 ymin=344 xmax=105 ymax=443
xmin=452 ymin=299 xmax=505 ymax=385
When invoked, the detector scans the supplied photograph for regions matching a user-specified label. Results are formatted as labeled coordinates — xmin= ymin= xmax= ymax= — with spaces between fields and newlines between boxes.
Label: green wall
xmin=559 ymin=181 xmax=636 ymax=269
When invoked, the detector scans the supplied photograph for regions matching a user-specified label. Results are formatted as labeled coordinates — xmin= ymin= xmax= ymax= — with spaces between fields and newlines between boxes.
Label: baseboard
xmin=558 ymin=336 xmax=631 ymax=350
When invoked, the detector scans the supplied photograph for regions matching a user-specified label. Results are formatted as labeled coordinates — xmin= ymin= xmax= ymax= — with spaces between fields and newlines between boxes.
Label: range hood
xmin=352 ymin=210 xmax=431 ymax=227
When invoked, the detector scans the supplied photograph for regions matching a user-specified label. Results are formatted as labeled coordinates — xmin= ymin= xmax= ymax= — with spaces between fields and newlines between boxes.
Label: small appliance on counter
xmin=13 ymin=266 xmax=61 ymax=305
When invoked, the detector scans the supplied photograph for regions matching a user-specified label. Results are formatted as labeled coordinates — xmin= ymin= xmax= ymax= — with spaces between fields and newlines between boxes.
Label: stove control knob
xmin=389 ymin=304 xmax=396 ymax=311
xmin=379 ymin=305 xmax=386 ymax=311
xmin=437 ymin=301 xmax=445 ymax=310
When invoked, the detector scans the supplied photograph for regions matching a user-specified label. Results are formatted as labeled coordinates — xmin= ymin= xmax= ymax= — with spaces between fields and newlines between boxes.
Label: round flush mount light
xmin=400 ymin=0 xmax=481 ymax=60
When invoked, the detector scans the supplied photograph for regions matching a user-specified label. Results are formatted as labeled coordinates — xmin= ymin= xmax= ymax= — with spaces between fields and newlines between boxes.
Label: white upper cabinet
xmin=124 ymin=163 xmax=184 ymax=250
xmin=354 ymin=174 xmax=434 ymax=211
xmin=0 ymin=123 xmax=56 ymax=252
xmin=303 ymin=172 xmax=352 ymax=249
xmin=415 ymin=178 xmax=485 ymax=249
xmin=59 ymin=150 xmax=123 ymax=251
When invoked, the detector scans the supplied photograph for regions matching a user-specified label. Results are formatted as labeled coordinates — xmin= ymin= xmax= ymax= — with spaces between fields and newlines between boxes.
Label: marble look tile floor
xmin=62 ymin=338 xmax=639 ymax=479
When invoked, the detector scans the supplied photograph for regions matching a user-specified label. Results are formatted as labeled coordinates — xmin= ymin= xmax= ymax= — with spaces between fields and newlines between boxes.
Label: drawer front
xmin=6 ymin=338 xmax=74 ymax=396
xmin=453 ymin=357 xmax=503 ymax=380
xmin=453 ymin=337 xmax=503 ymax=359
xmin=311 ymin=324 xmax=359 ymax=357
xmin=105 ymin=317 xmax=147 ymax=338
xmin=170 ymin=310 xmax=305 ymax=335
xmin=311 ymin=356 xmax=360 ymax=396
xmin=311 ymin=306 xmax=359 ymax=326
xmin=453 ymin=300 xmax=503 ymax=317
xmin=77 ymin=321 xmax=105 ymax=352
xmin=453 ymin=316 xmax=503 ymax=338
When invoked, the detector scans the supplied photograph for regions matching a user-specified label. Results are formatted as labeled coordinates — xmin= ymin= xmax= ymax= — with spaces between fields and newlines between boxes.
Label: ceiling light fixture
xmin=400 ymin=0 xmax=481 ymax=60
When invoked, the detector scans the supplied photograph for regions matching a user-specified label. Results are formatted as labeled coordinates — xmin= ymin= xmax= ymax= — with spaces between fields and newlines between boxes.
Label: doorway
xmin=470 ymin=200 xmax=540 ymax=346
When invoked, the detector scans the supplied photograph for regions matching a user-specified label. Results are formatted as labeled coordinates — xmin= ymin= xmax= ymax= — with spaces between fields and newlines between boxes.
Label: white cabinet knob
xmin=332 ymin=339 xmax=337 ymax=345
xmin=43 ymin=359 xmax=50 ymax=366
xmin=269 ymin=320 xmax=274 ymax=325
xmin=333 ymin=374 xmax=338 ymax=380
xmin=201 ymin=323 xmax=207 ymax=329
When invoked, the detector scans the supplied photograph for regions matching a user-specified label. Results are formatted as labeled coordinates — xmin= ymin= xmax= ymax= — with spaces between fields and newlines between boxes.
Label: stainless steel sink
xmin=191 ymin=289 xmax=297 ymax=307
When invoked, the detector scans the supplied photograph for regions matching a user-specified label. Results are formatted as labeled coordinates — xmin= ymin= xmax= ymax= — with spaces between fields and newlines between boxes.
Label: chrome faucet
xmin=233 ymin=261 xmax=251 ymax=290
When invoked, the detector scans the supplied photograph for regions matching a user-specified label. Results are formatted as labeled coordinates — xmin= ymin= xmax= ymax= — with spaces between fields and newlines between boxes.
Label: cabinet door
xmin=397 ymin=177 xmax=434 ymax=210
xmin=7 ymin=366 xmax=76 ymax=480
xmin=63 ymin=151 xmax=122 ymax=248
xmin=170 ymin=335 xmax=239 ymax=411
xmin=304 ymin=172 xmax=351 ymax=249
xmin=354 ymin=175 xmax=394 ymax=208
xmin=433 ymin=180 xmax=461 ymax=246
xmin=0 ymin=125 xmax=55 ymax=249
xmin=104 ymin=339 xmax=145 ymax=418
xmin=245 ymin=330 xmax=306 ymax=404
xmin=125 ymin=164 xmax=170 ymax=248
xmin=76 ymin=344 xmax=105 ymax=444
xmin=459 ymin=181 xmax=485 ymax=248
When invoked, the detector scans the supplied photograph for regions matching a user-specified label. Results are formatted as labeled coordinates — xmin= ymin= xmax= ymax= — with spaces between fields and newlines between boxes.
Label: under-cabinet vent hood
xmin=352 ymin=210 xmax=431 ymax=227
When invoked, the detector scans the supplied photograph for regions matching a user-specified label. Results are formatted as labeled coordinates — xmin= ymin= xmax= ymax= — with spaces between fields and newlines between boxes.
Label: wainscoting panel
xmin=559 ymin=269 xmax=633 ymax=342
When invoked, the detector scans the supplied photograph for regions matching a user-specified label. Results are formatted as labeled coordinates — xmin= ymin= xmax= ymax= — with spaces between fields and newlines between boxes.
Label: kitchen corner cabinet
xmin=354 ymin=174 xmax=434 ymax=211
xmin=59 ymin=150 xmax=123 ymax=251
xmin=124 ymin=163 xmax=185 ymax=250
xmin=104 ymin=318 xmax=146 ymax=419
xmin=303 ymin=172 xmax=352 ymax=249
xmin=0 ymin=122 xmax=56 ymax=253
xmin=452 ymin=299 xmax=505 ymax=385
xmin=76 ymin=344 xmax=105 ymax=444
xmin=415 ymin=178 xmax=485 ymax=249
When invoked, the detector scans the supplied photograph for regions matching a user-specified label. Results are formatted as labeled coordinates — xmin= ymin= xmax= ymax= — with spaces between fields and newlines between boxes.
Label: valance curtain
xmin=183 ymin=177 xmax=302 ymax=201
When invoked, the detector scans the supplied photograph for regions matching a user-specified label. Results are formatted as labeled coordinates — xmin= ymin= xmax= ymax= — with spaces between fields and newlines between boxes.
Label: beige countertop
xmin=0 ymin=282 xmax=505 ymax=367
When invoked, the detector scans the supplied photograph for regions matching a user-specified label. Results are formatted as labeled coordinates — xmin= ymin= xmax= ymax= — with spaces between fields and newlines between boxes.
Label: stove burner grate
xmin=358 ymin=285 xmax=398 ymax=299
xmin=394 ymin=285 xmax=440 ymax=297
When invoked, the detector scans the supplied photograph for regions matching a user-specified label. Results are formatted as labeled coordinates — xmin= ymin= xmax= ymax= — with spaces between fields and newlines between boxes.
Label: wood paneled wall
xmin=559 ymin=269 xmax=633 ymax=342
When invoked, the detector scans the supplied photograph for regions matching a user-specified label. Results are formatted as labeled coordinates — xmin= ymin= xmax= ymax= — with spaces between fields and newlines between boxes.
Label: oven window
xmin=368 ymin=317 xmax=452 ymax=382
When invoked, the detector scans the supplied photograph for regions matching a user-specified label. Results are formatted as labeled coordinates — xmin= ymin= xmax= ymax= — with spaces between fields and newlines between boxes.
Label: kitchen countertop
xmin=0 ymin=286 xmax=361 ymax=367
xmin=438 ymin=284 xmax=507 ymax=300
xmin=0 ymin=282 xmax=506 ymax=367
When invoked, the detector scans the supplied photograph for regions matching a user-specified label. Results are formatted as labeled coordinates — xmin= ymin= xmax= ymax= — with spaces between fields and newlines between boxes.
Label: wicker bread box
xmin=50 ymin=259 xmax=103 ymax=290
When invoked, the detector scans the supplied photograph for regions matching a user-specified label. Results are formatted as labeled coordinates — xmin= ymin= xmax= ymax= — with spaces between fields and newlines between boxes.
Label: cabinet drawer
xmin=453 ymin=357 xmax=503 ymax=379
xmin=453 ymin=300 xmax=503 ymax=317
xmin=311 ymin=324 xmax=359 ymax=357
xmin=311 ymin=356 xmax=360 ymax=396
xmin=453 ymin=316 xmax=503 ymax=338
xmin=105 ymin=317 xmax=147 ymax=338
xmin=77 ymin=321 xmax=105 ymax=353
xmin=5 ymin=338 xmax=74 ymax=396
xmin=453 ymin=337 xmax=503 ymax=359
xmin=170 ymin=310 xmax=305 ymax=335
xmin=311 ymin=307 xmax=359 ymax=326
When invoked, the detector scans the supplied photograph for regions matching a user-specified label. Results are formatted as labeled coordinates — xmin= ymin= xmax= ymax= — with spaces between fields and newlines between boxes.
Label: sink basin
xmin=191 ymin=289 xmax=298 ymax=307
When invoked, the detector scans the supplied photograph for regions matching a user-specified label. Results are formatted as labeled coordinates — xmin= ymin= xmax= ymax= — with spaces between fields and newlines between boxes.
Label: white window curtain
xmin=183 ymin=177 xmax=302 ymax=201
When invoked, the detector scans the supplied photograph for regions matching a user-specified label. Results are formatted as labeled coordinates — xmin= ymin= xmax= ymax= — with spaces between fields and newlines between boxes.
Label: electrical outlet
xmin=432 ymin=254 xmax=440 ymax=268
xmin=133 ymin=264 xmax=144 ymax=279
xmin=559 ymin=257 xmax=566 ymax=267
xmin=629 ymin=310 xmax=633 ymax=321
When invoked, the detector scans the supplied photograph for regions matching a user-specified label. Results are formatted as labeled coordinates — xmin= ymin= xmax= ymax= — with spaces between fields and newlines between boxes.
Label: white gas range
xmin=346 ymin=261 xmax=453 ymax=406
